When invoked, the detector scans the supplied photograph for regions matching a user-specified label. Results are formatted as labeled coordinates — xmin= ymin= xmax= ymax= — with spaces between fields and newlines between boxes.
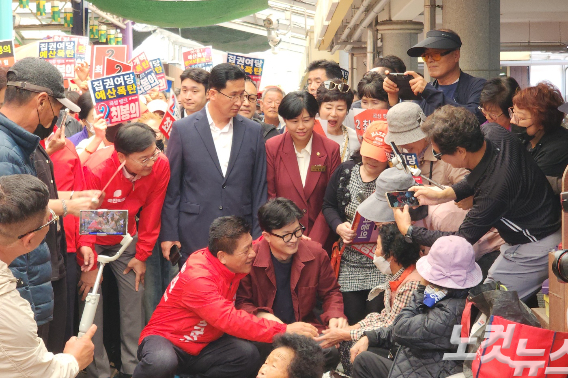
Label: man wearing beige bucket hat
xmin=385 ymin=102 xmax=467 ymax=187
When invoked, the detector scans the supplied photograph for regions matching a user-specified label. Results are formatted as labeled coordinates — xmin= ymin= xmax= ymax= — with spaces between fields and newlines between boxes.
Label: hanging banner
xmin=150 ymin=58 xmax=168 ymax=92
xmin=91 ymin=45 xmax=128 ymax=80
xmin=39 ymin=41 xmax=76 ymax=79
xmin=226 ymin=53 xmax=264 ymax=88
xmin=88 ymin=71 xmax=140 ymax=125
xmin=0 ymin=40 xmax=15 ymax=67
xmin=105 ymin=57 xmax=132 ymax=76
xmin=54 ymin=35 xmax=90 ymax=64
xmin=183 ymin=46 xmax=213 ymax=71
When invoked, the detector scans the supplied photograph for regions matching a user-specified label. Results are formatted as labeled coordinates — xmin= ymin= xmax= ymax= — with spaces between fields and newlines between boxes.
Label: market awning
xmin=90 ymin=0 xmax=269 ymax=28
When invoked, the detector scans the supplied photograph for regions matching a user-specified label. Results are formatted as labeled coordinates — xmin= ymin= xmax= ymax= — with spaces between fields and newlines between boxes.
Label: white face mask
xmin=373 ymin=255 xmax=392 ymax=275
xmin=85 ymin=119 xmax=95 ymax=134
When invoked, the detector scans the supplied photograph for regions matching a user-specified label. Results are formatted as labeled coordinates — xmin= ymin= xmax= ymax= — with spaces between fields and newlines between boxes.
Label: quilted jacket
xmin=0 ymin=114 xmax=53 ymax=325
xmin=366 ymin=285 xmax=468 ymax=378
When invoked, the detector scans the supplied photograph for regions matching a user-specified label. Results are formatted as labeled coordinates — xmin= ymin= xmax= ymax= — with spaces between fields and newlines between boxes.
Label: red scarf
xmin=389 ymin=265 xmax=416 ymax=293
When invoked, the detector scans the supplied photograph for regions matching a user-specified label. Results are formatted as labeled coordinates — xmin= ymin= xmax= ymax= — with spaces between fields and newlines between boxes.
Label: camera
xmin=552 ymin=250 xmax=568 ymax=283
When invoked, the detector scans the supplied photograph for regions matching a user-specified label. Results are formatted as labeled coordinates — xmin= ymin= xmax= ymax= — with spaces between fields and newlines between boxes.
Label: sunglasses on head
xmin=323 ymin=81 xmax=350 ymax=93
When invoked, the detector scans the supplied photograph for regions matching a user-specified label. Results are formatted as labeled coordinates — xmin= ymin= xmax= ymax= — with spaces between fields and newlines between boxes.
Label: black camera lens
xmin=552 ymin=250 xmax=568 ymax=283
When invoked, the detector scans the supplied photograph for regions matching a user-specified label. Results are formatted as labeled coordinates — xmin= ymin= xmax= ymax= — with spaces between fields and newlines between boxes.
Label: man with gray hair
xmin=0 ymin=174 xmax=97 ymax=378
xmin=260 ymin=86 xmax=285 ymax=132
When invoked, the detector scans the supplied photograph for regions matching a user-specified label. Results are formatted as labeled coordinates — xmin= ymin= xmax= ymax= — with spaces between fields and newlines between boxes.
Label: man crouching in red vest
xmin=135 ymin=216 xmax=319 ymax=378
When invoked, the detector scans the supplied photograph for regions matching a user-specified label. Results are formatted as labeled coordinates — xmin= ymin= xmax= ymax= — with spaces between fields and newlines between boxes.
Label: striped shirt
xmin=412 ymin=122 xmax=561 ymax=247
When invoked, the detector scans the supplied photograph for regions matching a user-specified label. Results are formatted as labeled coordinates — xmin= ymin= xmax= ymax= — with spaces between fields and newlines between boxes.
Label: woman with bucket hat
xmin=351 ymin=235 xmax=482 ymax=378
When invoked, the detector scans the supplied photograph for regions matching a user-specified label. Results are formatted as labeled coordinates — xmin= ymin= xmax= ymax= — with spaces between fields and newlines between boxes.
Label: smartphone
xmin=79 ymin=210 xmax=128 ymax=235
xmin=169 ymin=245 xmax=181 ymax=266
xmin=387 ymin=73 xmax=422 ymax=101
xmin=385 ymin=191 xmax=419 ymax=208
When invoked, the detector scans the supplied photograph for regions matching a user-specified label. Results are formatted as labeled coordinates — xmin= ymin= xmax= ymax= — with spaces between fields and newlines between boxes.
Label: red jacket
xmin=140 ymin=248 xmax=287 ymax=355
xmin=236 ymin=238 xmax=345 ymax=332
xmin=83 ymin=147 xmax=170 ymax=261
xmin=50 ymin=139 xmax=95 ymax=254
xmin=266 ymin=132 xmax=340 ymax=247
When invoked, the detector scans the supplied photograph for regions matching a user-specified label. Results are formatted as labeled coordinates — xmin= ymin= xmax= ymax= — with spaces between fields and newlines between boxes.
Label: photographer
xmin=82 ymin=122 xmax=170 ymax=378
xmin=0 ymin=174 xmax=97 ymax=378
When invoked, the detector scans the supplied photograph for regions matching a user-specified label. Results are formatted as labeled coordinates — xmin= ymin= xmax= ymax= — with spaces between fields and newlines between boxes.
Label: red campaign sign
xmin=105 ymin=57 xmax=132 ymax=76
xmin=129 ymin=52 xmax=151 ymax=75
xmin=159 ymin=111 xmax=176 ymax=139
xmin=353 ymin=109 xmax=388 ymax=142
xmin=91 ymin=45 xmax=128 ymax=79
xmin=183 ymin=46 xmax=212 ymax=70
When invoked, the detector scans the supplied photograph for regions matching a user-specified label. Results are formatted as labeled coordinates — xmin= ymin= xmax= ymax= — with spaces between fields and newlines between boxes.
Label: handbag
xmin=330 ymin=239 xmax=346 ymax=278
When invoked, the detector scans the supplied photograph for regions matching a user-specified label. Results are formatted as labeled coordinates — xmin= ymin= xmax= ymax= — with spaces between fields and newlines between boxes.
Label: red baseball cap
xmin=360 ymin=121 xmax=392 ymax=162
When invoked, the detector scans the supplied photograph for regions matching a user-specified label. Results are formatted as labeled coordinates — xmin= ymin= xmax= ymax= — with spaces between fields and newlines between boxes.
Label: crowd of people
xmin=0 ymin=28 xmax=567 ymax=378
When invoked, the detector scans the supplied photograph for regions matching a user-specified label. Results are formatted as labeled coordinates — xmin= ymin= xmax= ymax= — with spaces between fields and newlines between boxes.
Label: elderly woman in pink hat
xmin=351 ymin=235 xmax=482 ymax=378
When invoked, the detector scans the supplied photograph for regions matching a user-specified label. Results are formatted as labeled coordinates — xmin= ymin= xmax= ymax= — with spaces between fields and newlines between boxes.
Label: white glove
xmin=409 ymin=166 xmax=422 ymax=176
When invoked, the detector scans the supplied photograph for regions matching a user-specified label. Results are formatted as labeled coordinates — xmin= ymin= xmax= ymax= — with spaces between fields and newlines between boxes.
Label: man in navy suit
xmin=161 ymin=63 xmax=267 ymax=266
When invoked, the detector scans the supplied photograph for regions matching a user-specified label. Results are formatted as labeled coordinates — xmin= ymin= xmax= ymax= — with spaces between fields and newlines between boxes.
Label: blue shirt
xmin=438 ymin=81 xmax=459 ymax=101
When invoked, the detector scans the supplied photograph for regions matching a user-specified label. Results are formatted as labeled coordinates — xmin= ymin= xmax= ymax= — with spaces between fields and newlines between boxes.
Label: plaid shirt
xmin=350 ymin=267 xmax=420 ymax=341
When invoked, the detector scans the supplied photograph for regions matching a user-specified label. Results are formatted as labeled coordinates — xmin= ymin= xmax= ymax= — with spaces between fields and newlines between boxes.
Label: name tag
xmin=311 ymin=165 xmax=326 ymax=172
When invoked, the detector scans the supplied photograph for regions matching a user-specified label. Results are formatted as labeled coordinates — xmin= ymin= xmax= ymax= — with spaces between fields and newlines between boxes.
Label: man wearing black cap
xmin=0 ymin=57 xmax=102 ymax=350
xmin=383 ymin=29 xmax=486 ymax=124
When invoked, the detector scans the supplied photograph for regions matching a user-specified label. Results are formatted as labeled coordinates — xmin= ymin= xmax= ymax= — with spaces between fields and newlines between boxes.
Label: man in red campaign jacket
xmin=83 ymin=122 xmax=170 ymax=378
xmin=135 ymin=216 xmax=319 ymax=378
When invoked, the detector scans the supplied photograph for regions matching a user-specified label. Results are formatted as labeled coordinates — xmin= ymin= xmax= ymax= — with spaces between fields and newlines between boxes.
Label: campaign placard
xmin=352 ymin=109 xmax=388 ymax=142
xmin=183 ymin=46 xmax=213 ymax=71
xmin=387 ymin=151 xmax=422 ymax=184
xmin=53 ymin=35 xmax=89 ymax=64
xmin=347 ymin=212 xmax=378 ymax=259
xmin=129 ymin=52 xmax=151 ymax=75
xmin=91 ymin=45 xmax=128 ymax=79
xmin=150 ymin=58 xmax=168 ymax=91
xmin=227 ymin=53 xmax=264 ymax=88
xmin=39 ymin=41 xmax=76 ymax=79
xmin=0 ymin=40 xmax=15 ymax=67
xmin=159 ymin=111 xmax=176 ymax=140
xmin=89 ymin=71 xmax=140 ymax=125
xmin=167 ymin=90 xmax=181 ymax=120
xmin=105 ymin=57 xmax=132 ymax=76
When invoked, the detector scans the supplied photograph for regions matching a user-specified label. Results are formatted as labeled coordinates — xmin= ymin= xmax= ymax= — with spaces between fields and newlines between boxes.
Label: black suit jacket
xmin=160 ymin=107 xmax=267 ymax=256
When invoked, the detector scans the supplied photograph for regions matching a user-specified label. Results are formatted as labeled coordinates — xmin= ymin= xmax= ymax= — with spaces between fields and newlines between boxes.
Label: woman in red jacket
xmin=266 ymin=91 xmax=341 ymax=248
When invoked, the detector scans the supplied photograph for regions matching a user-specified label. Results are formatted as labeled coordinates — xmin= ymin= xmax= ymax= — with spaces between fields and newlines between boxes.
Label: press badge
xmin=311 ymin=165 xmax=326 ymax=172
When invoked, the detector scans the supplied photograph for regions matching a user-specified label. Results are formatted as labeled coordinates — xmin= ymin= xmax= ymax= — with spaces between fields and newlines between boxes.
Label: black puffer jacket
xmin=387 ymin=285 xmax=468 ymax=378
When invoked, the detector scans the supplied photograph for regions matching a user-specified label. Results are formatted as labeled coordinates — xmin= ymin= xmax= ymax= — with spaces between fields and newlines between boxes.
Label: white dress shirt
xmin=206 ymin=104 xmax=233 ymax=176
xmin=295 ymin=136 xmax=313 ymax=187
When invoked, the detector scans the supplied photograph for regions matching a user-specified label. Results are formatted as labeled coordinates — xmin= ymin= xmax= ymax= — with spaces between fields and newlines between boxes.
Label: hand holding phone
xmin=169 ymin=245 xmax=181 ymax=266
xmin=385 ymin=191 xmax=420 ymax=208
xmin=387 ymin=73 xmax=422 ymax=101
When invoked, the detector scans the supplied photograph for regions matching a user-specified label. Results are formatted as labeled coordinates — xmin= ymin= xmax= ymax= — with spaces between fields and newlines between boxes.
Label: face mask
xmin=373 ymin=255 xmax=392 ymax=275
xmin=423 ymin=284 xmax=449 ymax=307
xmin=85 ymin=119 xmax=95 ymax=134
xmin=512 ymin=125 xmax=535 ymax=142
xmin=34 ymin=107 xmax=58 ymax=139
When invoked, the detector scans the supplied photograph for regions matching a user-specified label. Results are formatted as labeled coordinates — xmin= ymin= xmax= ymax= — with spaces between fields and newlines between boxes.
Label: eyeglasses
xmin=421 ymin=49 xmax=455 ymax=62
xmin=269 ymin=224 xmax=305 ymax=243
xmin=323 ymin=81 xmax=350 ymax=93
xmin=217 ymin=90 xmax=246 ymax=102
xmin=508 ymin=107 xmax=532 ymax=124
xmin=432 ymin=147 xmax=444 ymax=160
xmin=132 ymin=147 xmax=161 ymax=166
xmin=478 ymin=106 xmax=503 ymax=121
xmin=243 ymin=92 xmax=258 ymax=104
xmin=18 ymin=209 xmax=59 ymax=239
